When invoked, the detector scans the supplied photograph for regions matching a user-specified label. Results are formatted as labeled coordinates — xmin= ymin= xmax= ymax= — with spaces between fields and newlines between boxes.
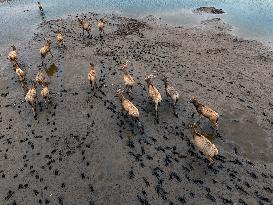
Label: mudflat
xmin=0 ymin=13 xmax=273 ymax=205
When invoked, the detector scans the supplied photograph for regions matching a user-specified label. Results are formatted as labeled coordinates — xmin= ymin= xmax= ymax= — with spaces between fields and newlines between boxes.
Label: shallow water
xmin=1 ymin=0 xmax=273 ymax=47
xmin=220 ymin=108 xmax=272 ymax=163
xmin=193 ymin=106 xmax=273 ymax=163
xmin=46 ymin=63 xmax=58 ymax=77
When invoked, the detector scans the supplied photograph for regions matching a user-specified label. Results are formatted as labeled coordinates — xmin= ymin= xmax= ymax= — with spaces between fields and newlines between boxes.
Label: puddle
xmin=46 ymin=63 xmax=58 ymax=77
xmin=219 ymin=108 xmax=272 ymax=163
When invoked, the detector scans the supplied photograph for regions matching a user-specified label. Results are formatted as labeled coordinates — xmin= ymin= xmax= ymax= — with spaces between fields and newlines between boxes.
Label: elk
xmin=190 ymin=97 xmax=219 ymax=128
xmin=145 ymin=74 xmax=162 ymax=123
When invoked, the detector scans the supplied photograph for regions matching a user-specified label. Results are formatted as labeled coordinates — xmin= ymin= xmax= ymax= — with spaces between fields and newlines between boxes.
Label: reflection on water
xmin=46 ymin=63 xmax=58 ymax=77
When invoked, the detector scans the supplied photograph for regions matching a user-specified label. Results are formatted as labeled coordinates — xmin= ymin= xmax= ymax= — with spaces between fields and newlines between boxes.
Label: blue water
xmin=1 ymin=0 xmax=273 ymax=46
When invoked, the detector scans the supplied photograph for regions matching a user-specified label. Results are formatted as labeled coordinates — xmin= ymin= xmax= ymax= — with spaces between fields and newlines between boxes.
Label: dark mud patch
xmin=0 ymin=12 xmax=273 ymax=205
xmin=194 ymin=7 xmax=225 ymax=14
xmin=0 ymin=0 xmax=12 ymax=4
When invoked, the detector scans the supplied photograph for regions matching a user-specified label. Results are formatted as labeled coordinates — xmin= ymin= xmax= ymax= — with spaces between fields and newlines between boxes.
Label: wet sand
xmin=0 ymin=13 xmax=273 ymax=204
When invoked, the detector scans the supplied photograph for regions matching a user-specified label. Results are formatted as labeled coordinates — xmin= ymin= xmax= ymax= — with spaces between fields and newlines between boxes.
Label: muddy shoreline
xmin=193 ymin=7 xmax=225 ymax=14
xmin=0 ymin=12 xmax=273 ymax=204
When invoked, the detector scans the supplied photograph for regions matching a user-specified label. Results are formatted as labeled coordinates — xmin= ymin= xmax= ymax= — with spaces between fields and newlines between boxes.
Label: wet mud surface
xmin=0 ymin=13 xmax=273 ymax=204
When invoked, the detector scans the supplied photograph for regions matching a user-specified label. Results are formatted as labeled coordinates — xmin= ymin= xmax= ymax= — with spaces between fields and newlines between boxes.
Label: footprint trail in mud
xmin=0 ymin=12 xmax=273 ymax=205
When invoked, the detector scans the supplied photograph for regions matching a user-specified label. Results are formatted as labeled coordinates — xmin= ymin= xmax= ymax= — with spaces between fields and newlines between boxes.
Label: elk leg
xmin=44 ymin=98 xmax=48 ymax=109
xmin=91 ymin=81 xmax=94 ymax=91
xmin=11 ymin=60 xmax=16 ymax=68
xmin=21 ymin=81 xmax=28 ymax=94
xmin=155 ymin=103 xmax=159 ymax=123
xmin=120 ymin=107 xmax=125 ymax=114
xmin=49 ymin=50 xmax=53 ymax=58
xmin=127 ymin=86 xmax=133 ymax=99
xmin=213 ymin=125 xmax=219 ymax=136
xmin=92 ymin=81 xmax=96 ymax=93
xmin=88 ymin=30 xmax=92 ymax=38
xmin=208 ymin=157 xmax=214 ymax=166
xmin=89 ymin=80 xmax=93 ymax=90
xmin=196 ymin=114 xmax=202 ymax=125
xmin=134 ymin=118 xmax=144 ymax=134
xmin=41 ymin=56 xmax=44 ymax=66
xmin=173 ymin=101 xmax=178 ymax=117
xmin=32 ymin=103 xmax=37 ymax=117
xmin=44 ymin=100 xmax=47 ymax=109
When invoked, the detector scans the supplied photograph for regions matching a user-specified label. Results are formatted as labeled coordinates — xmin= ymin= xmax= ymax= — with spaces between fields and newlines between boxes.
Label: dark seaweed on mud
xmin=0 ymin=12 xmax=273 ymax=205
